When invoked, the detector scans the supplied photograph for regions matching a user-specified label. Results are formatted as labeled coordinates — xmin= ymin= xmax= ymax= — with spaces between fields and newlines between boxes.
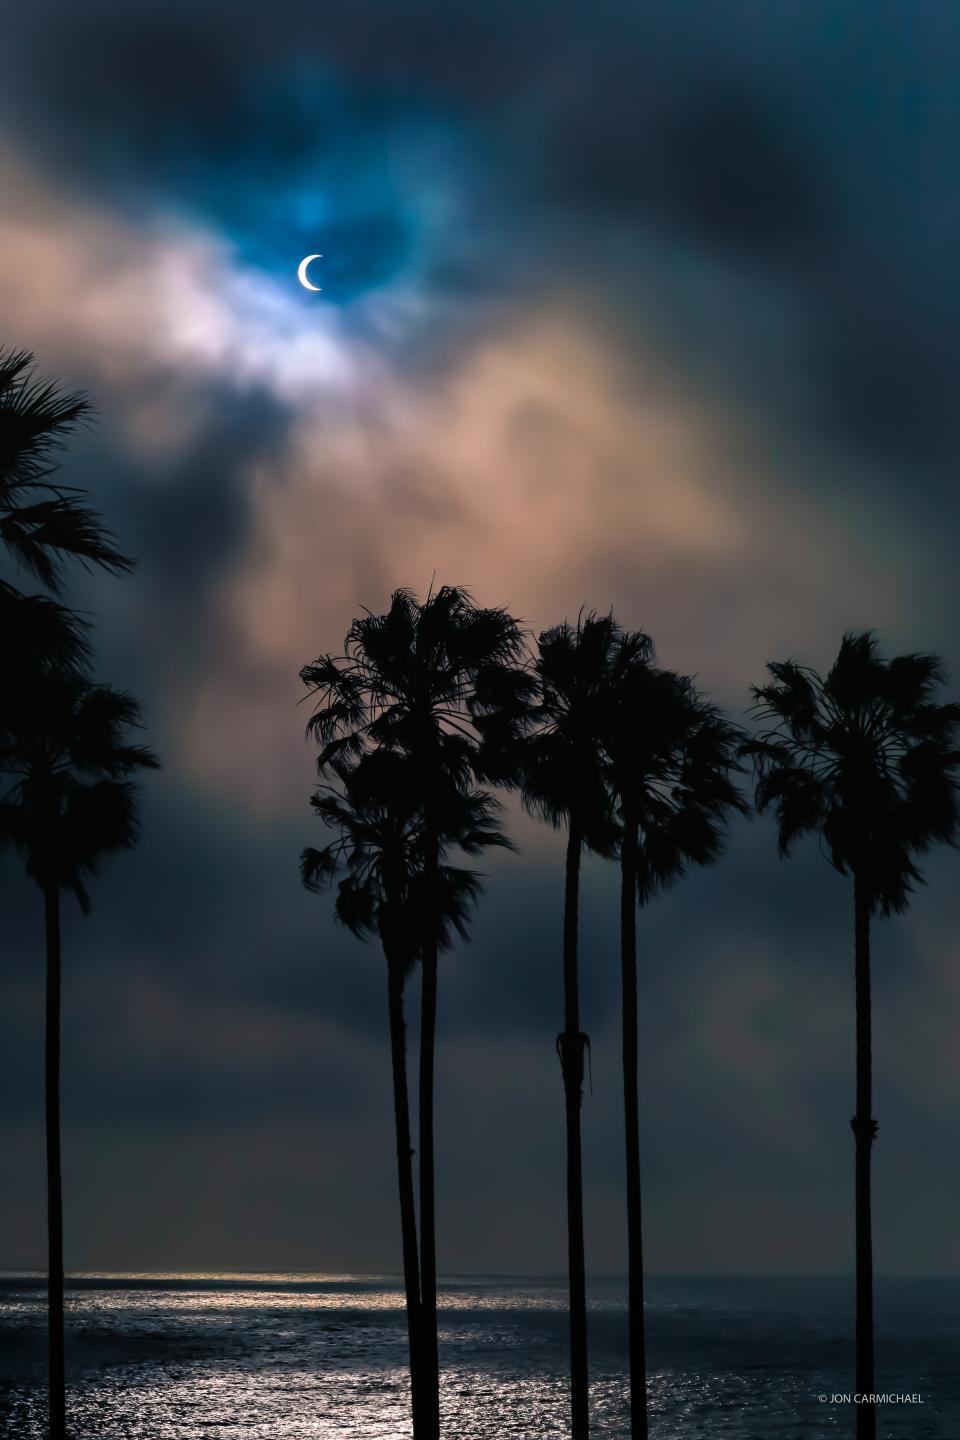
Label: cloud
xmin=173 ymin=302 xmax=910 ymax=816
xmin=2 ymin=0 xmax=960 ymax=1276
xmin=5 ymin=0 xmax=960 ymax=475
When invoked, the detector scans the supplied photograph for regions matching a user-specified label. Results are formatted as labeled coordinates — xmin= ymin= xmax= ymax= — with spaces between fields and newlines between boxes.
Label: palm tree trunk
xmin=386 ymin=955 xmax=425 ymax=1437
xmin=44 ymin=883 xmax=66 ymax=1440
xmin=619 ymin=819 xmax=647 ymax=1439
xmin=417 ymin=748 xmax=442 ymax=1439
xmin=419 ymin=882 xmax=440 ymax=1438
xmin=559 ymin=822 xmax=589 ymax=1439
xmin=853 ymin=872 xmax=875 ymax=1440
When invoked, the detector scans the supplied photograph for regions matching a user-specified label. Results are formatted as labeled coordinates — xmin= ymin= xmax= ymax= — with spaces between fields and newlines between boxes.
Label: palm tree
xmin=0 ymin=671 xmax=158 ymax=1440
xmin=301 ymin=586 xmax=527 ymax=1438
xmin=745 ymin=632 xmax=960 ymax=1440
xmin=520 ymin=611 xmax=629 ymax=1440
xmin=0 ymin=347 xmax=146 ymax=1440
xmin=604 ymin=650 xmax=745 ymax=1438
xmin=1 ymin=582 xmax=91 ymax=677
xmin=0 ymin=347 xmax=132 ymax=718
xmin=302 ymin=749 xmax=510 ymax=1437
xmin=0 ymin=347 xmax=130 ymax=591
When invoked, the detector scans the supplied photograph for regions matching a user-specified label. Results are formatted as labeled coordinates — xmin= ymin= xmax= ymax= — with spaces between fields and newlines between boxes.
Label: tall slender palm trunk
xmin=44 ymin=884 xmax=66 ymax=1440
xmin=419 ymin=843 xmax=441 ymax=1439
xmin=853 ymin=874 xmax=876 ymax=1440
xmin=414 ymin=733 xmax=442 ymax=1440
xmin=619 ymin=820 xmax=647 ymax=1439
xmin=559 ymin=823 xmax=589 ymax=1440
xmin=386 ymin=957 xmax=425 ymax=1437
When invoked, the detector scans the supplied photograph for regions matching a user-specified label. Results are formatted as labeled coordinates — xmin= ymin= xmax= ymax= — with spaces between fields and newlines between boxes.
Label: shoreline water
xmin=2 ymin=1273 xmax=958 ymax=1437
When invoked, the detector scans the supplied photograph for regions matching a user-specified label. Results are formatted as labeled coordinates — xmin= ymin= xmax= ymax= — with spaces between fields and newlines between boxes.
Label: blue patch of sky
xmin=139 ymin=63 xmax=480 ymax=305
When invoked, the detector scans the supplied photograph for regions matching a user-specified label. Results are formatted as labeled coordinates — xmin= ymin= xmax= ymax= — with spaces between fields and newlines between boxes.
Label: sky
xmin=2 ymin=1 xmax=960 ymax=1278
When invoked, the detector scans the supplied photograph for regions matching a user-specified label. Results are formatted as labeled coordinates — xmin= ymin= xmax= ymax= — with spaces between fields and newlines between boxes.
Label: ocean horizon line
xmin=2 ymin=1268 xmax=957 ymax=1283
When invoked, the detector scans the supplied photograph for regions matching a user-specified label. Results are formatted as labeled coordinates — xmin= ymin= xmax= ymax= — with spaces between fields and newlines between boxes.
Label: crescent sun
xmin=297 ymin=254 xmax=323 ymax=291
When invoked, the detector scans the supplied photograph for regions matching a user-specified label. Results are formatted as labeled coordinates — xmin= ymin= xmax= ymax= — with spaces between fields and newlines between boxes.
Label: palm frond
xmin=604 ymin=646 xmax=745 ymax=895
xmin=746 ymin=632 xmax=960 ymax=908
xmin=0 ymin=349 xmax=133 ymax=590
xmin=0 ymin=668 xmax=157 ymax=906
xmin=0 ymin=582 xmax=91 ymax=674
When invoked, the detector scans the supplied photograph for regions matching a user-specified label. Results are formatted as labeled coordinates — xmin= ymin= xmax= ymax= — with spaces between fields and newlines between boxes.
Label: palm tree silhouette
xmin=303 ymin=751 xmax=426 ymax=1432
xmin=0 ymin=348 xmax=130 ymax=591
xmin=1 ymin=347 xmax=146 ymax=1439
xmin=746 ymin=632 xmax=960 ymax=1440
xmin=302 ymin=748 xmax=509 ymax=1438
xmin=301 ymin=586 xmax=526 ymax=1437
xmin=0 ymin=671 xmax=157 ymax=1440
xmin=604 ymin=649 xmax=745 ymax=1437
xmin=1 ymin=583 xmax=91 ymax=676
xmin=0 ymin=347 xmax=132 ymax=686
xmin=520 ymin=611 xmax=626 ymax=1440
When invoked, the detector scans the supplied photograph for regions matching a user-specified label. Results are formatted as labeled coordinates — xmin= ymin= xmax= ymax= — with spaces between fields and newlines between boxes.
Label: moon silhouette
xmin=297 ymin=254 xmax=323 ymax=292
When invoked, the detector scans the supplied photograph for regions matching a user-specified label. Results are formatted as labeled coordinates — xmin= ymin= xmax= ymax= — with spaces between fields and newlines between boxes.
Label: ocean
xmin=0 ymin=1273 xmax=956 ymax=1437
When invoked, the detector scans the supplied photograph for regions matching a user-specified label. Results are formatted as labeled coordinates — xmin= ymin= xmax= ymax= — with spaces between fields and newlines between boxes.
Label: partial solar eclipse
xmin=297 ymin=254 xmax=323 ymax=291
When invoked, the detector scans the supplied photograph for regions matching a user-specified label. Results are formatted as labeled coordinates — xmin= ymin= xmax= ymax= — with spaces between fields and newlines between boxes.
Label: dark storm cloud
xmin=2 ymin=0 xmax=953 ymax=472
xmin=0 ymin=783 xmax=385 ymax=1034
xmin=75 ymin=385 xmax=291 ymax=585
xmin=0 ymin=804 xmax=893 ymax=1113
xmin=4 ymin=770 xmax=959 ymax=1270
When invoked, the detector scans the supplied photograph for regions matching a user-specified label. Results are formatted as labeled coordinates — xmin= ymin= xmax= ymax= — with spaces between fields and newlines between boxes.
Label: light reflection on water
xmin=1 ymin=1274 xmax=958 ymax=1437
